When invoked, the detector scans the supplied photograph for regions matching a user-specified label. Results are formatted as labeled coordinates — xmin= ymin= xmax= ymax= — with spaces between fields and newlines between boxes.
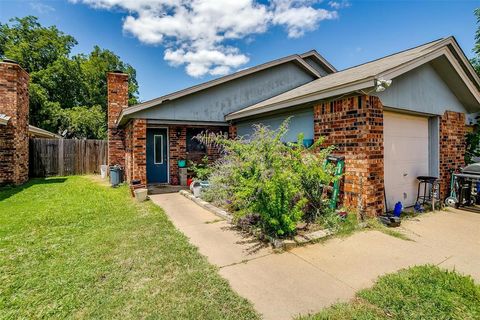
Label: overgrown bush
xmin=197 ymin=119 xmax=337 ymax=238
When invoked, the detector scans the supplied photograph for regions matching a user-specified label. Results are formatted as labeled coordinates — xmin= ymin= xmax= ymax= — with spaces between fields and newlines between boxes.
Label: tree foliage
xmin=466 ymin=9 xmax=480 ymax=163
xmin=472 ymin=8 xmax=480 ymax=75
xmin=0 ymin=16 xmax=139 ymax=139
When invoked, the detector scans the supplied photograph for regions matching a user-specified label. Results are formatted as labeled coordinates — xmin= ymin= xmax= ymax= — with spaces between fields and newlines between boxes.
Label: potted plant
xmin=189 ymin=156 xmax=212 ymax=197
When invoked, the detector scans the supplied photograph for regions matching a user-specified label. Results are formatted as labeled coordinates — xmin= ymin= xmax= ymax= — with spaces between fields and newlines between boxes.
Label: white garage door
xmin=384 ymin=111 xmax=429 ymax=210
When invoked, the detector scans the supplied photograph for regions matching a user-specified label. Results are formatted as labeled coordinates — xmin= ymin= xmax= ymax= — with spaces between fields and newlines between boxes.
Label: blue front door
xmin=146 ymin=128 xmax=168 ymax=183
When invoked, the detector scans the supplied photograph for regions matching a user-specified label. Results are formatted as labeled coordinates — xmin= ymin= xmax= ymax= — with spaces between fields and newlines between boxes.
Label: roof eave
xmin=118 ymin=53 xmax=324 ymax=123
xmin=28 ymin=125 xmax=61 ymax=139
xmin=378 ymin=44 xmax=480 ymax=108
xmin=226 ymin=78 xmax=375 ymax=121
xmin=230 ymin=38 xmax=480 ymax=120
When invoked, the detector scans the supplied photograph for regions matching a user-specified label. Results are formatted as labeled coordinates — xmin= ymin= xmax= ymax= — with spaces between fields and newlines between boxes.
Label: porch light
xmin=176 ymin=128 xmax=182 ymax=137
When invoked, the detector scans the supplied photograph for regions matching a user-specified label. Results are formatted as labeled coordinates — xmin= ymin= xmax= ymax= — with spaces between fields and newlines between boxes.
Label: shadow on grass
xmin=0 ymin=177 xmax=67 ymax=202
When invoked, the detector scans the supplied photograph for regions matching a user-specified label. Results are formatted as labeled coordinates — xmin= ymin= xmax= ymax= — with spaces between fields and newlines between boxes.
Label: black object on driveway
xmin=378 ymin=215 xmax=401 ymax=227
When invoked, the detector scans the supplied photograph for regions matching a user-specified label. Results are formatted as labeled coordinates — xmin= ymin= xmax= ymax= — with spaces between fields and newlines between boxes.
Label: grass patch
xmin=0 ymin=176 xmax=259 ymax=319
xmin=300 ymin=265 xmax=480 ymax=320
xmin=320 ymin=211 xmax=411 ymax=241
xmin=365 ymin=219 xmax=412 ymax=241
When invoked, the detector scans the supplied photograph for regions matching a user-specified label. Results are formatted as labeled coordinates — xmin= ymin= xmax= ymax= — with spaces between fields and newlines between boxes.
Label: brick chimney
xmin=107 ymin=71 xmax=128 ymax=168
xmin=0 ymin=60 xmax=29 ymax=185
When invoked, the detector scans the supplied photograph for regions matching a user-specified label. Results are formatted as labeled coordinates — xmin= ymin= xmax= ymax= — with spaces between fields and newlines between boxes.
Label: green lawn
xmin=0 ymin=176 xmax=259 ymax=319
xmin=301 ymin=265 xmax=480 ymax=320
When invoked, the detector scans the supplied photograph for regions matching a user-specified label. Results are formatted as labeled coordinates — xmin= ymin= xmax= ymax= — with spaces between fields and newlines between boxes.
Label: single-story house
xmin=107 ymin=36 xmax=480 ymax=216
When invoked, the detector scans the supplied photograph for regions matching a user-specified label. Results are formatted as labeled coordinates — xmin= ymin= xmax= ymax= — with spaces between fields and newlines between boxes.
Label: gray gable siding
xmin=133 ymin=62 xmax=316 ymax=122
xmin=236 ymin=108 xmax=314 ymax=142
xmin=303 ymin=57 xmax=330 ymax=76
xmin=375 ymin=62 xmax=467 ymax=115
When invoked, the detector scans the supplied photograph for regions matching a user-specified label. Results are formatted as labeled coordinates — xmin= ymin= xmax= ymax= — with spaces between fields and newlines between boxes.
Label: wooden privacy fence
xmin=29 ymin=138 xmax=107 ymax=177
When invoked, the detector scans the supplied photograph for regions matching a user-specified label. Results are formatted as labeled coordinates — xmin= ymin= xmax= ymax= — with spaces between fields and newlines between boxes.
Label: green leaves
xmin=201 ymin=119 xmax=336 ymax=238
xmin=0 ymin=16 xmax=139 ymax=139
xmin=471 ymin=9 xmax=480 ymax=76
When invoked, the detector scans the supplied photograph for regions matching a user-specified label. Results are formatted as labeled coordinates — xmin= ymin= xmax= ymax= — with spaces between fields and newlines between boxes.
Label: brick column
xmin=0 ymin=61 xmax=29 ymax=185
xmin=107 ymin=71 xmax=128 ymax=168
xmin=314 ymin=95 xmax=384 ymax=217
xmin=439 ymin=111 xmax=466 ymax=200
xmin=124 ymin=119 xmax=147 ymax=185
xmin=169 ymin=126 xmax=186 ymax=185
xmin=228 ymin=123 xmax=237 ymax=139
xmin=131 ymin=119 xmax=147 ymax=185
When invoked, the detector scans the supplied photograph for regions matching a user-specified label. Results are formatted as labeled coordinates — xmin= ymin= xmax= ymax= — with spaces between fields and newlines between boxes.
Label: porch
xmin=123 ymin=121 xmax=230 ymax=187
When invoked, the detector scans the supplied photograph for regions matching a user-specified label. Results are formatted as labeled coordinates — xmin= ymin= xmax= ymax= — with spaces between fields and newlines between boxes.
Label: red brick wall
xmin=229 ymin=124 xmax=237 ymax=139
xmin=168 ymin=126 xmax=187 ymax=184
xmin=0 ymin=61 xmax=29 ymax=185
xmin=124 ymin=119 xmax=147 ymax=185
xmin=107 ymin=72 xmax=128 ymax=167
xmin=439 ymin=111 xmax=466 ymax=199
xmin=168 ymin=125 xmax=226 ymax=185
xmin=314 ymin=95 xmax=384 ymax=216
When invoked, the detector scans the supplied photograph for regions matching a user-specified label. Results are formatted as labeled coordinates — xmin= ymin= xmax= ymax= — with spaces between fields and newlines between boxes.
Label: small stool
xmin=416 ymin=176 xmax=440 ymax=206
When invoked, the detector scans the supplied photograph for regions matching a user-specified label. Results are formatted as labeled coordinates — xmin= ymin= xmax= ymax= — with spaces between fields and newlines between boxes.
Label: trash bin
xmin=110 ymin=165 xmax=123 ymax=187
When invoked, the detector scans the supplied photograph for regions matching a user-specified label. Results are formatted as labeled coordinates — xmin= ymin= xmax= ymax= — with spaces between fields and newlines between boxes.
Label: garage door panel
xmin=384 ymin=111 xmax=429 ymax=210
xmin=384 ymin=138 xmax=429 ymax=160
xmin=384 ymin=114 xmax=429 ymax=137
xmin=385 ymin=163 xmax=428 ymax=189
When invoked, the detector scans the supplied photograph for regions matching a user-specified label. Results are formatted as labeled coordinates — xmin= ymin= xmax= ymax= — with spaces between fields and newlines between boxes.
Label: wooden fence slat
xmin=29 ymin=138 xmax=107 ymax=177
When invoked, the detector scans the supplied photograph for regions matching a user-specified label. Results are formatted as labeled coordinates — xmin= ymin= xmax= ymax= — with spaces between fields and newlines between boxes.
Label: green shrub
xmin=197 ymin=119 xmax=337 ymax=238
xmin=189 ymin=156 xmax=213 ymax=181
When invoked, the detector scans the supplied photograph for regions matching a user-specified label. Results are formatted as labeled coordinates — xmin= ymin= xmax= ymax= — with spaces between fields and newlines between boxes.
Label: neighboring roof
xmin=0 ymin=114 xmax=11 ymax=125
xmin=300 ymin=50 xmax=337 ymax=73
xmin=226 ymin=37 xmax=480 ymax=120
xmin=117 ymin=50 xmax=335 ymax=126
xmin=0 ymin=113 xmax=60 ymax=138
xmin=28 ymin=125 xmax=61 ymax=139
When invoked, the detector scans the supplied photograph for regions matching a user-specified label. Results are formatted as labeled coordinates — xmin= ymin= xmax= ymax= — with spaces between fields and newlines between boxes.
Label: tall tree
xmin=0 ymin=16 xmax=138 ymax=139
xmin=472 ymin=8 xmax=480 ymax=75
xmin=0 ymin=16 xmax=76 ymax=73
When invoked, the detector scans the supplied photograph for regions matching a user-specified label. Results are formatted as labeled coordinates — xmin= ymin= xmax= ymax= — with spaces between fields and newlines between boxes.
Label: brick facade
xmin=107 ymin=72 xmax=128 ymax=168
xmin=314 ymin=95 xmax=384 ymax=216
xmin=0 ymin=61 xmax=29 ymax=185
xmin=168 ymin=126 xmax=187 ymax=184
xmin=168 ymin=125 xmax=226 ymax=185
xmin=124 ymin=119 xmax=147 ymax=185
xmin=439 ymin=111 xmax=466 ymax=200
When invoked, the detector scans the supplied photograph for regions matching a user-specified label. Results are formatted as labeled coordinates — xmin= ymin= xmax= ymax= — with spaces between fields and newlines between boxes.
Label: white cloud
xmin=30 ymin=2 xmax=56 ymax=14
xmin=272 ymin=0 xmax=338 ymax=38
xmin=72 ymin=0 xmax=342 ymax=77
xmin=328 ymin=1 xmax=350 ymax=10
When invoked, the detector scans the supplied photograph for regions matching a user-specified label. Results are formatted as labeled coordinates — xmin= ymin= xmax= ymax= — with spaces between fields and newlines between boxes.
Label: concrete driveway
xmin=150 ymin=193 xmax=480 ymax=320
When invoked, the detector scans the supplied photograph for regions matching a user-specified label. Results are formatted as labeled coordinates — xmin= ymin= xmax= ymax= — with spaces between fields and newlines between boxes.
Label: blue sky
xmin=1 ymin=0 xmax=479 ymax=102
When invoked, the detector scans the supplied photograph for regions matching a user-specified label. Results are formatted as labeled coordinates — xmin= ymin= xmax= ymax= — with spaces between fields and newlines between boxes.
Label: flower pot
xmin=303 ymin=139 xmax=314 ymax=148
xmin=134 ymin=188 xmax=148 ymax=202
xmin=178 ymin=159 xmax=187 ymax=168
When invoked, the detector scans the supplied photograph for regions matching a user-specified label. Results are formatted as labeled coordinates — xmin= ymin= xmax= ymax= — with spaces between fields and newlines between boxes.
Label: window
xmin=154 ymin=135 xmax=163 ymax=164
xmin=186 ymin=128 xmax=207 ymax=153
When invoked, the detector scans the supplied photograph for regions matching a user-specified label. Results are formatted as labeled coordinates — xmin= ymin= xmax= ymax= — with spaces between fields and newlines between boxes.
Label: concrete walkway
xmin=150 ymin=193 xmax=480 ymax=320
